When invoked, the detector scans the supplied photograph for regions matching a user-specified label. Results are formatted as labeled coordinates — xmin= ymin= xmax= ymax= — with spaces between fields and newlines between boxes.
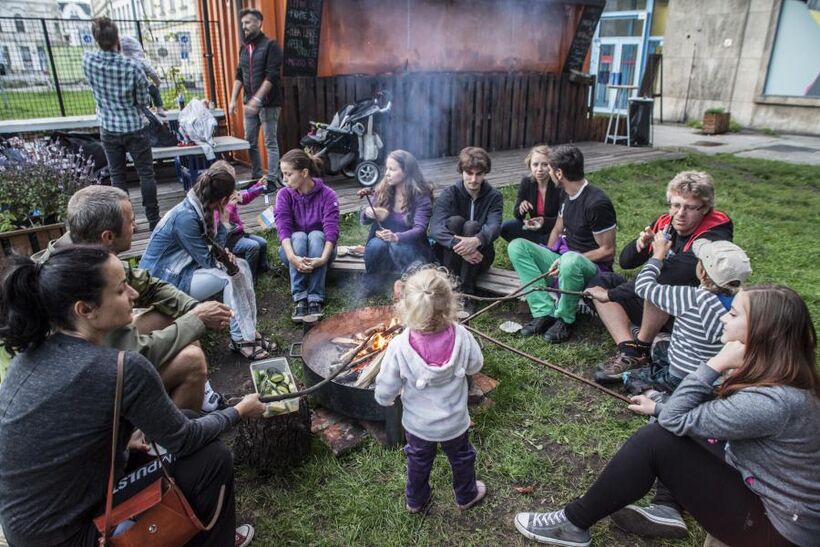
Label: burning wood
xmin=331 ymin=316 xmax=402 ymax=387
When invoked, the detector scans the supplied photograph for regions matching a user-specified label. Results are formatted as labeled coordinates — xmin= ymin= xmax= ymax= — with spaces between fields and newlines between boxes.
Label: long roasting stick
xmin=463 ymin=325 xmax=632 ymax=404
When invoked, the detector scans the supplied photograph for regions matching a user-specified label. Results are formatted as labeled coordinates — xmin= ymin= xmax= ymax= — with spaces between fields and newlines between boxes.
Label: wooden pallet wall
xmin=278 ymin=72 xmax=597 ymax=159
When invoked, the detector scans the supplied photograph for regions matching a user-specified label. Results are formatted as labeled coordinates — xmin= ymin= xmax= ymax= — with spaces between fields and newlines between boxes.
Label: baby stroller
xmin=300 ymin=91 xmax=391 ymax=187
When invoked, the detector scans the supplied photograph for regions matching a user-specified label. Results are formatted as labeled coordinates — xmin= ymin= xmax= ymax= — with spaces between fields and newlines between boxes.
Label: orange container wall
xmin=317 ymin=0 xmax=578 ymax=75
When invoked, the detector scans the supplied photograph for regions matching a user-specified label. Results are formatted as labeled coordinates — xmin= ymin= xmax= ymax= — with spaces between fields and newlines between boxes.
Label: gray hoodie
xmin=658 ymin=364 xmax=820 ymax=546
xmin=375 ymin=324 xmax=483 ymax=442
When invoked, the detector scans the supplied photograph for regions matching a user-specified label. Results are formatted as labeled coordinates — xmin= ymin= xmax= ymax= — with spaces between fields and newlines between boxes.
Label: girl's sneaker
xmin=458 ymin=480 xmax=487 ymax=509
xmin=235 ymin=524 xmax=254 ymax=547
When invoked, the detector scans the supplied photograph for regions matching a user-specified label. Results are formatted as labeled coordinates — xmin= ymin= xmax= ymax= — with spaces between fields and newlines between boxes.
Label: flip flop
xmin=255 ymin=333 xmax=277 ymax=352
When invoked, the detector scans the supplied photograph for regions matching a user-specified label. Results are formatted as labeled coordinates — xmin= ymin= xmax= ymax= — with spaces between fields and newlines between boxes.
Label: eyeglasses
xmin=669 ymin=202 xmax=705 ymax=213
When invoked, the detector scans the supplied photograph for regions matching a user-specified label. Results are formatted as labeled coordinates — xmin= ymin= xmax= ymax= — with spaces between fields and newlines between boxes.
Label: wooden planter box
xmin=0 ymin=223 xmax=66 ymax=259
xmin=703 ymin=112 xmax=730 ymax=135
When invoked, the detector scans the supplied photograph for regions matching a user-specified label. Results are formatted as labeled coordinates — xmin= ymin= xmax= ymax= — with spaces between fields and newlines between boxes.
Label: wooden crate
xmin=0 ymin=223 xmax=65 ymax=259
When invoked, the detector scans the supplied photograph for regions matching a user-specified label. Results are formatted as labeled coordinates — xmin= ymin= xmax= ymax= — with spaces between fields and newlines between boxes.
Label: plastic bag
xmin=177 ymin=99 xmax=217 ymax=155
xmin=224 ymin=258 xmax=257 ymax=341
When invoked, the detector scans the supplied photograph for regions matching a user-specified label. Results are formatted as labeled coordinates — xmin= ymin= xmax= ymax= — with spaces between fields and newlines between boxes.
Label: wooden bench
xmin=330 ymin=255 xmax=521 ymax=296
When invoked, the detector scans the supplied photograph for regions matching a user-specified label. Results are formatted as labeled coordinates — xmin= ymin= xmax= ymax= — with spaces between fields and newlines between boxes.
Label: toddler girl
xmin=375 ymin=267 xmax=486 ymax=513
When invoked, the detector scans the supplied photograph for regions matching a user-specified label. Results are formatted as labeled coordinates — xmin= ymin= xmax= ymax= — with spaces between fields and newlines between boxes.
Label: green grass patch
xmin=236 ymin=152 xmax=817 ymax=546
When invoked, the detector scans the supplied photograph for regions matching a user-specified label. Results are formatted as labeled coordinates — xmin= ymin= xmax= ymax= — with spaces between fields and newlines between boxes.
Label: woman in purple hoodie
xmin=275 ymin=149 xmax=340 ymax=322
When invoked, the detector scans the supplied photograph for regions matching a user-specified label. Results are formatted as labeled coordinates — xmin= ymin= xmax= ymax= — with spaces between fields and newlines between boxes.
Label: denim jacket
xmin=139 ymin=191 xmax=226 ymax=293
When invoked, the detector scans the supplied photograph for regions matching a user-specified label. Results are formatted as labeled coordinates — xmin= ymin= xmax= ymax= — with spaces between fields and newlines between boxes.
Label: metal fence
xmin=0 ymin=17 xmax=224 ymax=121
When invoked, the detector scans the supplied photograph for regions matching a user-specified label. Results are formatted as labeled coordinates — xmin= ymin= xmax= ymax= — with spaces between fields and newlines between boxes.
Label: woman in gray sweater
xmin=0 ymin=246 xmax=265 ymax=547
xmin=514 ymin=284 xmax=819 ymax=547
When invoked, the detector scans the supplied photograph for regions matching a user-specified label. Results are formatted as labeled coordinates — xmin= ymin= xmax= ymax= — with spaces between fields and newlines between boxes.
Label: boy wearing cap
xmin=595 ymin=235 xmax=752 ymax=540
xmin=596 ymin=235 xmax=752 ymax=390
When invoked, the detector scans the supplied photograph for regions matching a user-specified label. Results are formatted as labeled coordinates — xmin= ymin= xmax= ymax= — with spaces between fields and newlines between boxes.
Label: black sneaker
xmin=520 ymin=315 xmax=555 ymax=337
xmin=514 ymin=509 xmax=591 ymax=546
xmin=291 ymin=300 xmax=308 ymax=323
xmin=307 ymin=301 xmax=324 ymax=319
xmin=609 ymin=504 xmax=688 ymax=539
xmin=543 ymin=319 xmax=573 ymax=343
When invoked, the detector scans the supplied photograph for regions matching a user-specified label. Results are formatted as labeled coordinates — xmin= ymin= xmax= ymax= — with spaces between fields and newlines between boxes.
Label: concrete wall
xmin=662 ymin=0 xmax=820 ymax=134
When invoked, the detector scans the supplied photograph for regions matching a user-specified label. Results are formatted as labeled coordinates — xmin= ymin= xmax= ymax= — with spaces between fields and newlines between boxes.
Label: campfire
xmin=331 ymin=317 xmax=402 ymax=388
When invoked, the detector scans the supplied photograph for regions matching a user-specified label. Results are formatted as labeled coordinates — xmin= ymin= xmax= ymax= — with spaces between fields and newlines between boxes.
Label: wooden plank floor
xmin=121 ymin=143 xmax=684 ymax=260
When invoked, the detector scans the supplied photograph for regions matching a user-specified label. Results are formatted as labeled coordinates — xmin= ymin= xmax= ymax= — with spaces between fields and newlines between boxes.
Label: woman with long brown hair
xmin=359 ymin=150 xmax=435 ymax=297
xmin=500 ymin=144 xmax=561 ymax=244
xmin=515 ymin=284 xmax=819 ymax=547
xmin=140 ymin=161 xmax=271 ymax=360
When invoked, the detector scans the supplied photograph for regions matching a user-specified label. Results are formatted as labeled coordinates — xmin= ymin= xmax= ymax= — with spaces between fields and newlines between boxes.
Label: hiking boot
xmin=514 ymin=509 xmax=591 ymax=546
xmin=291 ymin=300 xmax=308 ymax=323
xmin=520 ymin=315 xmax=556 ymax=337
xmin=594 ymin=351 xmax=650 ymax=384
xmin=235 ymin=523 xmax=255 ymax=547
xmin=609 ymin=504 xmax=688 ymax=539
xmin=543 ymin=319 xmax=573 ymax=344
xmin=308 ymin=301 xmax=324 ymax=319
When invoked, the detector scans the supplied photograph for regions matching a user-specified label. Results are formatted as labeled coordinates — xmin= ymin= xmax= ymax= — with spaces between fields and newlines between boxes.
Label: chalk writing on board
xmin=564 ymin=5 xmax=604 ymax=73
xmin=282 ymin=0 xmax=323 ymax=77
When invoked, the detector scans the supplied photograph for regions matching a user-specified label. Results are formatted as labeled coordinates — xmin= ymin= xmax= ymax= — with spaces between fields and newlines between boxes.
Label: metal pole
xmin=464 ymin=325 xmax=632 ymax=404
xmin=135 ymin=19 xmax=143 ymax=47
xmin=41 ymin=19 xmax=65 ymax=117
xmin=200 ymin=0 xmax=218 ymax=104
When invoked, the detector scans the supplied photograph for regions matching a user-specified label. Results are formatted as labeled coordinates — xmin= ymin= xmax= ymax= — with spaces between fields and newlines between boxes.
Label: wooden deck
xmin=121 ymin=142 xmax=685 ymax=260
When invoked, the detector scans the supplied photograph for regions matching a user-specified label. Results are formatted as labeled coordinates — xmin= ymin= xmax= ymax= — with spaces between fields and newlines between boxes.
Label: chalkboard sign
xmin=563 ymin=4 xmax=604 ymax=73
xmin=282 ymin=0 xmax=323 ymax=77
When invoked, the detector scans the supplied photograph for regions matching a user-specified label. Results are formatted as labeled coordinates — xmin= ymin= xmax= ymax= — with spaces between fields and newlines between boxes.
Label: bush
xmin=705 ymin=107 xmax=726 ymax=114
xmin=0 ymin=137 xmax=101 ymax=232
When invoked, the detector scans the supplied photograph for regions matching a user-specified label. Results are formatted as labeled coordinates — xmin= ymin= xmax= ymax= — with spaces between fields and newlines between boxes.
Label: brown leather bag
xmin=93 ymin=352 xmax=225 ymax=546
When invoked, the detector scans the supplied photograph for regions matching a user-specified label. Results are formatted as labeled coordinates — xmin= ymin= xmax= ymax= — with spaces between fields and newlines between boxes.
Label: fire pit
xmin=295 ymin=305 xmax=404 ymax=444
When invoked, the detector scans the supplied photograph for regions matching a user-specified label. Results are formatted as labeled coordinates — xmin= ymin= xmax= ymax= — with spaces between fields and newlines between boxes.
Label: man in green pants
xmin=508 ymin=145 xmax=617 ymax=343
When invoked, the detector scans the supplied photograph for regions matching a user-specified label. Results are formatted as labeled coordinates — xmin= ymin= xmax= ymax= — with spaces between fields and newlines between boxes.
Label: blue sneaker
xmin=514 ymin=509 xmax=591 ymax=546
xmin=610 ymin=504 xmax=688 ymax=539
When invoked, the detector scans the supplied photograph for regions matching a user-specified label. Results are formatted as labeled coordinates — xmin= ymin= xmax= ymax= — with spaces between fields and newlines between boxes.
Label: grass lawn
xmin=229 ymin=152 xmax=818 ymax=547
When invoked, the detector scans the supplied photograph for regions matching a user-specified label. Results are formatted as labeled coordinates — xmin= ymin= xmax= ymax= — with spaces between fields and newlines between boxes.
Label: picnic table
xmin=0 ymin=109 xmax=225 ymax=134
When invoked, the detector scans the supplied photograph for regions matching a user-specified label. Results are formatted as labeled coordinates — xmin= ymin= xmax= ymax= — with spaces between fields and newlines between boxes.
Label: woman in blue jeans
xmin=358 ymin=150 xmax=435 ymax=297
xmin=275 ymin=149 xmax=340 ymax=322
xmin=140 ymin=161 xmax=271 ymax=360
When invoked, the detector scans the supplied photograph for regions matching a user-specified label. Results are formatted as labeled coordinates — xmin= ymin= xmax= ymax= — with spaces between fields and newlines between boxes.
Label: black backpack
xmin=142 ymin=107 xmax=179 ymax=148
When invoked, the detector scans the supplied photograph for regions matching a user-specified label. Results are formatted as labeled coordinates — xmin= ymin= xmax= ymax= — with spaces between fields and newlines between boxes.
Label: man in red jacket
xmin=584 ymin=171 xmax=733 ymax=382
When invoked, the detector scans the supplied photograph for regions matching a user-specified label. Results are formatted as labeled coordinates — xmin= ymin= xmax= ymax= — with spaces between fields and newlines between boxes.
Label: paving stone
xmin=472 ymin=372 xmax=499 ymax=395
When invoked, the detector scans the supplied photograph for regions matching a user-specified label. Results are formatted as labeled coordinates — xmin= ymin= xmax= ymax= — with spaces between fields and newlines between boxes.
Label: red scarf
xmin=652 ymin=210 xmax=731 ymax=252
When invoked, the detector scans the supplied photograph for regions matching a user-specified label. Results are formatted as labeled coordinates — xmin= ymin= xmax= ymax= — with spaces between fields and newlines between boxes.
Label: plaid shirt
xmin=82 ymin=50 xmax=149 ymax=133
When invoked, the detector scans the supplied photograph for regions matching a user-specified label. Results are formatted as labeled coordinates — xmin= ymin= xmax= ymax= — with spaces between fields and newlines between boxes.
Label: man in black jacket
xmin=429 ymin=147 xmax=503 ymax=300
xmin=584 ymin=171 xmax=734 ymax=381
xmin=229 ymin=8 xmax=283 ymax=185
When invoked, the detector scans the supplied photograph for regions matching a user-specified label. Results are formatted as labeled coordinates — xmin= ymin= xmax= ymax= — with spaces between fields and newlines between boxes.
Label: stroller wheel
xmin=355 ymin=160 xmax=380 ymax=187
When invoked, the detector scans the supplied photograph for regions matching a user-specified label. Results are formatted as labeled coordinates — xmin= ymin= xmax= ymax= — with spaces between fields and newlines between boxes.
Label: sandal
xmin=229 ymin=339 xmax=269 ymax=361
xmin=255 ymin=332 xmax=277 ymax=352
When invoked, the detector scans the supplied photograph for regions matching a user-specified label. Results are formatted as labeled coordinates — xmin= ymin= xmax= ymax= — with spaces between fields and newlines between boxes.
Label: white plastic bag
xmin=224 ymin=259 xmax=258 ymax=341
xmin=178 ymin=99 xmax=217 ymax=158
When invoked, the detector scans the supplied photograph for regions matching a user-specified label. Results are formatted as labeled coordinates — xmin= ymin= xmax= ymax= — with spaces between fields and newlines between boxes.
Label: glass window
xmin=764 ymin=0 xmax=820 ymax=97
xmin=604 ymin=0 xmax=647 ymax=12
xmin=599 ymin=18 xmax=644 ymax=38
xmin=15 ymin=16 xmax=25 ymax=33
xmin=20 ymin=46 xmax=33 ymax=70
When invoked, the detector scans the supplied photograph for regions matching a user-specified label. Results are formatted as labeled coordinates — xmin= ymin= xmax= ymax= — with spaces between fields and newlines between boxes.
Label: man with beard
xmin=507 ymin=145 xmax=617 ymax=343
xmin=229 ymin=8 xmax=283 ymax=187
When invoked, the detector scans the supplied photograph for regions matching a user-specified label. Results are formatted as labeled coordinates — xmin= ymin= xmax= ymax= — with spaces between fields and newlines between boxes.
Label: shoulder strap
xmin=99 ymin=351 xmax=125 ymax=546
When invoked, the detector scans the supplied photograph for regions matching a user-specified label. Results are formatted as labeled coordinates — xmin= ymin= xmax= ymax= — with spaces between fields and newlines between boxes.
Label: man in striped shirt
xmin=82 ymin=17 xmax=160 ymax=229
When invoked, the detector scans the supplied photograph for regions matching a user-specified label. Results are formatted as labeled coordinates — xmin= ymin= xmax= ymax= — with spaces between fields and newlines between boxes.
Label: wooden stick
xmin=461 ymin=270 xmax=553 ymax=323
xmin=463 ymin=325 xmax=632 ymax=404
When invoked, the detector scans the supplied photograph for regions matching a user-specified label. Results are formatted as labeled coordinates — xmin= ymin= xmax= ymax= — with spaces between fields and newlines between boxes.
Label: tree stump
xmin=232 ymin=398 xmax=312 ymax=473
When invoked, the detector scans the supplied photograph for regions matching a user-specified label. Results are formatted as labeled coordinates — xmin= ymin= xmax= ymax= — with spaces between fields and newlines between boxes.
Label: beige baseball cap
xmin=692 ymin=239 xmax=752 ymax=288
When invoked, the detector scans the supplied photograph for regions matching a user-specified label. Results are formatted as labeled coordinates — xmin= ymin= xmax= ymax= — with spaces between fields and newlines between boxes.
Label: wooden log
xmin=232 ymin=397 xmax=312 ymax=473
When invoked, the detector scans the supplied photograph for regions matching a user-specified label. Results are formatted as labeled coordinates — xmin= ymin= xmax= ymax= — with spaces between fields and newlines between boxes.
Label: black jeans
xmin=564 ymin=424 xmax=794 ymax=547
xmin=101 ymin=127 xmax=160 ymax=227
xmin=437 ymin=216 xmax=494 ymax=294
xmin=499 ymin=218 xmax=554 ymax=245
